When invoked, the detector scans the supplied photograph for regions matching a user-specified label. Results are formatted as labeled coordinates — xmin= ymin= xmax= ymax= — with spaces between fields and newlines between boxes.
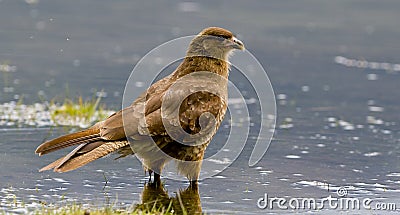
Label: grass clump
xmin=31 ymin=202 xmax=175 ymax=215
xmin=50 ymin=94 xmax=113 ymax=128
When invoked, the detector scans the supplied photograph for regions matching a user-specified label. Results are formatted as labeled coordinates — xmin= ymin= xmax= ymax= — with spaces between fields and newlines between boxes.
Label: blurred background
xmin=0 ymin=0 xmax=399 ymax=214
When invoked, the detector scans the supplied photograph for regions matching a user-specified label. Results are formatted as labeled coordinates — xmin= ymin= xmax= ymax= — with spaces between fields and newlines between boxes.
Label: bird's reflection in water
xmin=135 ymin=181 xmax=202 ymax=214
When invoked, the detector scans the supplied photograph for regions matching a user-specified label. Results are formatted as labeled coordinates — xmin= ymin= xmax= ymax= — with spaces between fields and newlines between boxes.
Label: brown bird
xmin=35 ymin=27 xmax=244 ymax=183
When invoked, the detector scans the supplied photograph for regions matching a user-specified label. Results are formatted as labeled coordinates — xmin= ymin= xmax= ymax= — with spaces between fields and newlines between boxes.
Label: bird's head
xmin=187 ymin=27 xmax=245 ymax=61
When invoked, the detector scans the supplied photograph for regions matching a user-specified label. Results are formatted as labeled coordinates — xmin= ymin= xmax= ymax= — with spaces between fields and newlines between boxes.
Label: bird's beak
xmin=230 ymin=36 xmax=245 ymax=50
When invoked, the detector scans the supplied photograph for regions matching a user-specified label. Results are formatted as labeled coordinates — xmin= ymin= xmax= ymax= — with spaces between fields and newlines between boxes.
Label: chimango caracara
xmin=36 ymin=27 xmax=245 ymax=183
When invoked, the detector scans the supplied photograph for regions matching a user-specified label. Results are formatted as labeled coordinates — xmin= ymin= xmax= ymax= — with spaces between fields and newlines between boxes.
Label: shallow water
xmin=1 ymin=126 xmax=400 ymax=213
xmin=1 ymin=122 xmax=399 ymax=214
xmin=1 ymin=0 xmax=400 ymax=214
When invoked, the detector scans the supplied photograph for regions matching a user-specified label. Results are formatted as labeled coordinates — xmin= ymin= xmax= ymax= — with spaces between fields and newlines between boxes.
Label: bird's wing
xmin=100 ymin=77 xmax=173 ymax=140
xmin=99 ymin=75 xmax=225 ymax=143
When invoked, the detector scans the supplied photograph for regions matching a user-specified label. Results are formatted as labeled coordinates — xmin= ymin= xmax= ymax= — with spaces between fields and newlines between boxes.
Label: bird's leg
xmin=189 ymin=179 xmax=198 ymax=188
xmin=154 ymin=173 xmax=161 ymax=184
xmin=148 ymin=170 xmax=153 ymax=182
xmin=146 ymin=172 xmax=161 ymax=187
